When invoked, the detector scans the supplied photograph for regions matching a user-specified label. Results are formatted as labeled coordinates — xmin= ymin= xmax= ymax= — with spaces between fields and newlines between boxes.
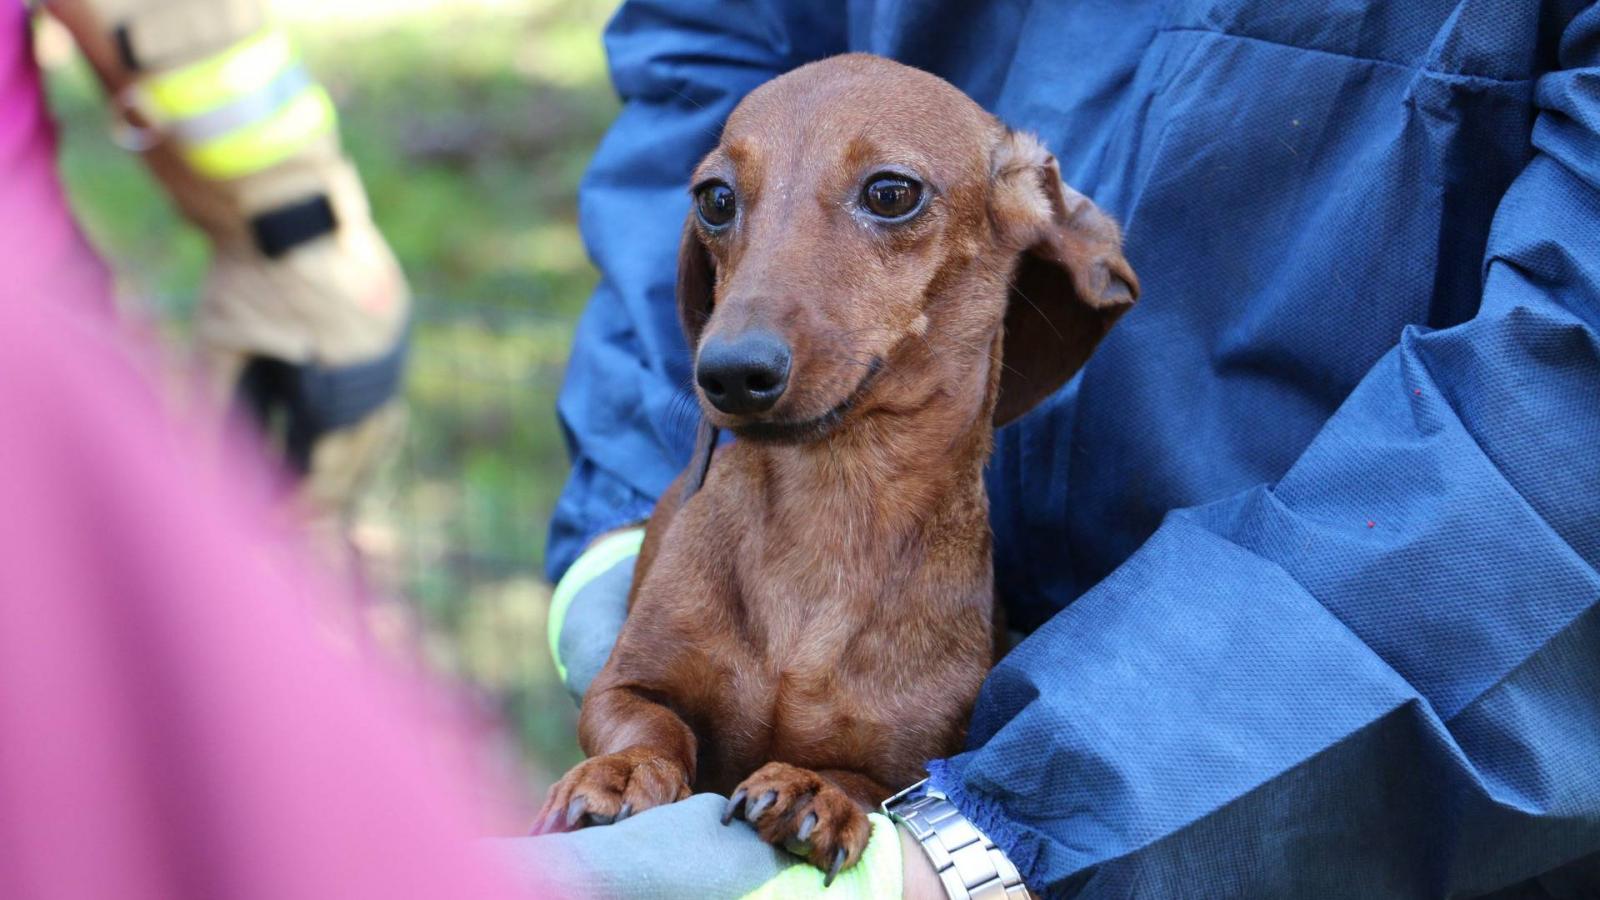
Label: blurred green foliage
xmin=43 ymin=0 xmax=624 ymax=786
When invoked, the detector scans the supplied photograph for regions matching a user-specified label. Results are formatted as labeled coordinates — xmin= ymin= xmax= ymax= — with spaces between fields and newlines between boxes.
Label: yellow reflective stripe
xmin=181 ymin=85 xmax=334 ymax=179
xmin=547 ymin=527 xmax=646 ymax=682
xmin=140 ymin=29 xmax=295 ymax=119
xmin=168 ymin=64 xmax=315 ymax=144
xmin=128 ymin=27 xmax=338 ymax=179
xmin=737 ymin=814 xmax=904 ymax=899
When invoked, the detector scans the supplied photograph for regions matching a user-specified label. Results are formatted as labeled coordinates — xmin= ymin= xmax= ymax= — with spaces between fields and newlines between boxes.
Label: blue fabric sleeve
xmin=545 ymin=2 xmax=846 ymax=581
xmin=930 ymin=8 xmax=1600 ymax=896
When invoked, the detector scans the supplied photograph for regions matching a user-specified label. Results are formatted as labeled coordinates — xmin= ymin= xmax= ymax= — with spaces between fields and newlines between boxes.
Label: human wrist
xmin=899 ymin=821 xmax=947 ymax=899
xmin=884 ymin=780 xmax=1029 ymax=899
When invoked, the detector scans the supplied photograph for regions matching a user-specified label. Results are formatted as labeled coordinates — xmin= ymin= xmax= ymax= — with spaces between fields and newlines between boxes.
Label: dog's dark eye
xmin=695 ymin=182 xmax=737 ymax=229
xmin=861 ymin=175 xmax=923 ymax=220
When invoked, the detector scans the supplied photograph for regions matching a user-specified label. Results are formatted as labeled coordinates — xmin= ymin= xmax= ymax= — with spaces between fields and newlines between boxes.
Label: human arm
xmin=926 ymin=8 xmax=1600 ymax=895
xmin=44 ymin=0 xmax=408 ymax=521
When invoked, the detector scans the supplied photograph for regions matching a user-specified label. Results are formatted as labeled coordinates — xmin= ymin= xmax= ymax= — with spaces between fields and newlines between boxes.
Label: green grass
xmin=42 ymin=0 xmax=621 ymax=789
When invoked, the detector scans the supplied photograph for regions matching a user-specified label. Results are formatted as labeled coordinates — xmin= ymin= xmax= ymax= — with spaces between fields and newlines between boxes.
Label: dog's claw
xmin=797 ymin=812 xmax=817 ymax=842
xmin=746 ymin=790 xmax=777 ymax=822
xmin=721 ymin=788 xmax=748 ymax=826
xmin=564 ymin=796 xmax=588 ymax=829
xmin=533 ymin=807 xmax=561 ymax=835
xmin=824 ymin=848 xmax=847 ymax=887
xmin=617 ymin=802 xmax=634 ymax=822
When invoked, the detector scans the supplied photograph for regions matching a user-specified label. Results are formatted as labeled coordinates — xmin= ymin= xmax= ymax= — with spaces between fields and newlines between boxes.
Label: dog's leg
xmin=723 ymin=763 xmax=888 ymax=883
xmin=535 ymin=685 xmax=696 ymax=832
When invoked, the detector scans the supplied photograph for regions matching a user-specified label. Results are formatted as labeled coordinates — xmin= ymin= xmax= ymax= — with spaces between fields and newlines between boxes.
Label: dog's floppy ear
xmin=677 ymin=214 xmax=716 ymax=349
xmin=989 ymin=130 xmax=1138 ymax=426
xmin=676 ymin=213 xmax=720 ymax=501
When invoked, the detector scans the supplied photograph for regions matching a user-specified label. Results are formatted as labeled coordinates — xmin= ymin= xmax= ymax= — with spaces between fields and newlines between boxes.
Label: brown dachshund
xmin=538 ymin=53 xmax=1137 ymax=880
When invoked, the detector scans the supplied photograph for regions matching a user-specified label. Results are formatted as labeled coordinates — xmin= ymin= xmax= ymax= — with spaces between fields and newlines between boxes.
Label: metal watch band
xmin=882 ymin=779 xmax=1029 ymax=900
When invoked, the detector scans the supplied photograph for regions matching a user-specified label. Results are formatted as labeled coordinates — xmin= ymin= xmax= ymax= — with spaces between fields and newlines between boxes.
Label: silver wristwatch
xmin=882 ymin=779 xmax=1029 ymax=899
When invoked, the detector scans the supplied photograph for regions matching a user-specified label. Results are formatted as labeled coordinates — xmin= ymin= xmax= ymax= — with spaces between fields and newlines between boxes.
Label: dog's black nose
xmin=696 ymin=330 xmax=791 ymax=414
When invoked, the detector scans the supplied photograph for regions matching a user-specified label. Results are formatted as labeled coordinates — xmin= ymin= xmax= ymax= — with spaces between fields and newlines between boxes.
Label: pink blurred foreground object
xmin=0 ymin=296 xmax=546 ymax=900
xmin=0 ymin=289 xmax=543 ymax=900
xmin=0 ymin=12 xmax=544 ymax=898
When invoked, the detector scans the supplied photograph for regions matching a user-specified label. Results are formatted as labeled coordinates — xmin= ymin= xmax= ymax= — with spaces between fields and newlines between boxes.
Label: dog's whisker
xmin=664 ymin=381 xmax=711 ymax=451
xmin=972 ymin=255 xmax=1066 ymax=344
xmin=906 ymin=321 xmax=1023 ymax=380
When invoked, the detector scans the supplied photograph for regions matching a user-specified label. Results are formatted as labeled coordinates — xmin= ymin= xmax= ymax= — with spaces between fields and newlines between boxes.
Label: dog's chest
xmin=691 ymin=569 xmax=986 ymax=791
xmin=663 ymin=468 xmax=994 ymax=791
xmin=702 ymin=647 xmax=966 ymax=793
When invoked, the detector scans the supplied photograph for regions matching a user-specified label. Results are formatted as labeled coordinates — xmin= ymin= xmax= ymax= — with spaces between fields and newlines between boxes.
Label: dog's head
xmin=678 ymin=53 xmax=1137 ymax=442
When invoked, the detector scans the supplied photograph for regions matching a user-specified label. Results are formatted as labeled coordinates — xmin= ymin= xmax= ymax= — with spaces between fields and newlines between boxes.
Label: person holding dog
xmin=526 ymin=0 xmax=1600 ymax=897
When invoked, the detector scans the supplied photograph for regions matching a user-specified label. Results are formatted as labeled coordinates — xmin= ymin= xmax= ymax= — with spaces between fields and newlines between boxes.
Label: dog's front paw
xmin=534 ymin=747 xmax=690 ymax=833
xmin=721 ymin=762 xmax=872 ymax=885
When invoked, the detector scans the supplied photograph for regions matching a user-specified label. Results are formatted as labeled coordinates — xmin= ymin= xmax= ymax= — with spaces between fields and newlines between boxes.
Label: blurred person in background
xmin=523 ymin=0 xmax=1600 ymax=897
xmin=17 ymin=0 xmax=409 ymax=556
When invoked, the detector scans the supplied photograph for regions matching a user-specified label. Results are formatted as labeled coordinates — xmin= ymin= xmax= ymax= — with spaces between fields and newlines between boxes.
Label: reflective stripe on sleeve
xmin=181 ymin=85 xmax=334 ymax=179
xmin=167 ymin=63 xmax=314 ymax=145
xmin=546 ymin=527 xmax=646 ymax=683
xmin=126 ymin=28 xmax=335 ymax=179
xmin=137 ymin=29 xmax=294 ymax=117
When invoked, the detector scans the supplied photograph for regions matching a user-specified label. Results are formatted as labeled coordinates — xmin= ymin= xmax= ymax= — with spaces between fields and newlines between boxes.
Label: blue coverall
xmin=548 ymin=1 xmax=1600 ymax=894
